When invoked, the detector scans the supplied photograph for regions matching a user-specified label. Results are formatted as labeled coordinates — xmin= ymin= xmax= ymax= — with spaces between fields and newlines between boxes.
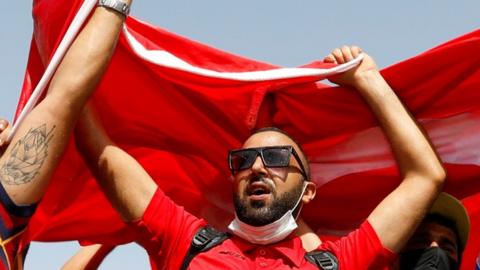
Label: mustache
xmin=247 ymin=175 xmax=275 ymax=189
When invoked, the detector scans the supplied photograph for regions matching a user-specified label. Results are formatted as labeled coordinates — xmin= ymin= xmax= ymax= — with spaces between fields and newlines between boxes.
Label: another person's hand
xmin=0 ymin=119 xmax=11 ymax=154
xmin=324 ymin=46 xmax=379 ymax=87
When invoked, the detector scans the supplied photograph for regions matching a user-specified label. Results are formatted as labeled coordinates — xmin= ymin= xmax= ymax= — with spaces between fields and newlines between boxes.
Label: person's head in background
xmin=394 ymin=193 xmax=470 ymax=270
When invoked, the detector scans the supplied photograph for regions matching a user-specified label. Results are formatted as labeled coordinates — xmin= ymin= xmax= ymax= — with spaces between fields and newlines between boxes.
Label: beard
xmin=233 ymin=178 xmax=304 ymax=226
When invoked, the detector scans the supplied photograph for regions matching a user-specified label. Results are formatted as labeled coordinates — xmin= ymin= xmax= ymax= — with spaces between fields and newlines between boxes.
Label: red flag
xmin=17 ymin=0 xmax=480 ymax=268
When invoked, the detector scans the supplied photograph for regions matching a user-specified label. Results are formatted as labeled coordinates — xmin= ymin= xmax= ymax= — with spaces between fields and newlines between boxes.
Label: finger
xmin=0 ymin=144 xmax=5 ymax=156
xmin=341 ymin=46 xmax=354 ymax=62
xmin=0 ymin=134 xmax=5 ymax=147
xmin=323 ymin=54 xmax=337 ymax=63
xmin=0 ymin=126 xmax=12 ymax=147
xmin=0 ymin=136 xmax=7 ymax=154
xmin=332 ymin=48 xmax=345 ymax=64
xmin=0 ymin=119 xmax=9 ymax=147
xmin=351 ymin=46 xmax=362 ymax=58
xmin=0 ymin=119 xmax=9 ymax=132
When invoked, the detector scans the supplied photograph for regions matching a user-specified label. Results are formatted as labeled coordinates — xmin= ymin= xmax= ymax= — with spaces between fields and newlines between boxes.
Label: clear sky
xmin=0 ymin=1 xmax=479 ymax=269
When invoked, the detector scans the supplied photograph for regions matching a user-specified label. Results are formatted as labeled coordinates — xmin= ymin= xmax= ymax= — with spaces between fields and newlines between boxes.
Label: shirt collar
xmin=231 ymin=235 xmax=306 ymax=268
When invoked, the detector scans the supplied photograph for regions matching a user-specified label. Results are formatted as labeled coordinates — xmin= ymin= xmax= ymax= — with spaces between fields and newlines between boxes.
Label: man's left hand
xmin=324 ymin=46 xmax=379 ymax=88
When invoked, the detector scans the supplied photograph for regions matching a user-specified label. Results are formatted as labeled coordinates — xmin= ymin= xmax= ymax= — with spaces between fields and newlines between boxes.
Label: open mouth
xmin=247 ymin=182 xmax=272 ymax=200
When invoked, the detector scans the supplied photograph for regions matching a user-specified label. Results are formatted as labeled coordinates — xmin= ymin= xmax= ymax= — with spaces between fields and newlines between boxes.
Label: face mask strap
xmin=290 ymin=181 xmax=308 ymax=220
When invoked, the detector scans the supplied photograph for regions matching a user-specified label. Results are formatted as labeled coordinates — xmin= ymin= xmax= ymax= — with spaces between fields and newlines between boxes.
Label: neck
xmin=295 ymin=218 xmax=322 ymax=252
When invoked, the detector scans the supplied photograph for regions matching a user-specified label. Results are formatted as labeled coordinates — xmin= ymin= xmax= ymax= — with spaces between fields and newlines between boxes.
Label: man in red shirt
xmin=76 ymin=46 xmax=446 ymax=269
xmin=0 ymin=0 xmax=132 ymax=268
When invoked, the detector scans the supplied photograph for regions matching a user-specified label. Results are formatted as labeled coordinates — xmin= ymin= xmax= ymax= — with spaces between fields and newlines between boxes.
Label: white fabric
xmin=123 ymin=27 xmax=364 ymax=82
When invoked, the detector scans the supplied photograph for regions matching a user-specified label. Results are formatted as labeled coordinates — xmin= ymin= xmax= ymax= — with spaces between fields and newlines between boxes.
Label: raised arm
xmin=0 ymin=1 xmax=131 ymax=205
xmin=325 ymin=47 xmax=446 ymax=252
xmin=75 ymin=105 xmax=157 ymax=221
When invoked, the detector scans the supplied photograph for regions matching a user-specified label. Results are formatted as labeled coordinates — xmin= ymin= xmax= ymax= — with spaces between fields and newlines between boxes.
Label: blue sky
xmin=1 ymin=1 xmax=479 ymax=269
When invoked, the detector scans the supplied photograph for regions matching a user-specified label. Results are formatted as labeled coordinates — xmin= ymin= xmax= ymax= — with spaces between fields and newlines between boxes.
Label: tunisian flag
xmin=15 ymin=0 xmax=480 ymax=268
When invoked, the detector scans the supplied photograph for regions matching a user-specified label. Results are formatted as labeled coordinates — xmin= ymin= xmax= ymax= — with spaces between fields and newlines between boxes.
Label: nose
xmin=430 ymin=241 xmax=440 ymax=248
xmin=250 ymin=156 xmax=268 ymax=175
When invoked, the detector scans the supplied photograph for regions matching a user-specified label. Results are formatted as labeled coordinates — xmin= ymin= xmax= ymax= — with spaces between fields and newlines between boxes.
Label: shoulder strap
xmin=305 ymin=250 xmax=339 ymax=270
xmin=180 ymin=225 xmax=230 ymax=270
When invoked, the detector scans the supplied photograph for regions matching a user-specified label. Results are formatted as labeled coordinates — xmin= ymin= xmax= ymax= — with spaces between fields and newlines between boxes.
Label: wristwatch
xmin=98 ymin=0 xmax=131 ymax=16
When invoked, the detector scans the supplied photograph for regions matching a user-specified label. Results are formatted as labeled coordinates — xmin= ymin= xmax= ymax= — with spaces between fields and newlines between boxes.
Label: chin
xmin=250 ymin=199 xmax=267 ymax=209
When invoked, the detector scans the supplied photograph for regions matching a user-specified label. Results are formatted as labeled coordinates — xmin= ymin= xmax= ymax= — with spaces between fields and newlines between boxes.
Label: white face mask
xmin=228 ymin=182 xmax=307 ymax=245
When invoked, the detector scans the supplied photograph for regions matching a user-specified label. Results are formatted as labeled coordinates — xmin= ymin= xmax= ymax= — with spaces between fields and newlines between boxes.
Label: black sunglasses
xmin=228 ymin=146 xmax=308 ymax=180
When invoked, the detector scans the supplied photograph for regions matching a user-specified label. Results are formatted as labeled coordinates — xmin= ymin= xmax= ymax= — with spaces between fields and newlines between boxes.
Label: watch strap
xmin=98 ymin=0 xmax=130 ymax=16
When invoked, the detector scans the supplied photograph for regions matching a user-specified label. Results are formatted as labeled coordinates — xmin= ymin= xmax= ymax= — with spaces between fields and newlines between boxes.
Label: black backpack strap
xmin=305 ymin=250 xmax=339 ymax=270
xmin=180 ymin=225 xmax=230 ymax=270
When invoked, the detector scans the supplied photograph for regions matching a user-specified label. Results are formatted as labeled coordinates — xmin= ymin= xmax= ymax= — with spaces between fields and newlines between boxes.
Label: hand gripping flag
xmin=14 ymin=0 xmax=480 ymax=268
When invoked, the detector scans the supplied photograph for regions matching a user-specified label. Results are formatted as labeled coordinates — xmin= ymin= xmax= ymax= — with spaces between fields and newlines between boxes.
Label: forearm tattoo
xmin=0 ymin=124 xmax=55 ymax=185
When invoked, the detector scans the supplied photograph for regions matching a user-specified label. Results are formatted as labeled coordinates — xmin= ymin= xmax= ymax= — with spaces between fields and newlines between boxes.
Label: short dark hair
xmin=424 ymin=213 xmax=463 ymax=262
xmin=251 ymin=127 xmax=311 ymax=180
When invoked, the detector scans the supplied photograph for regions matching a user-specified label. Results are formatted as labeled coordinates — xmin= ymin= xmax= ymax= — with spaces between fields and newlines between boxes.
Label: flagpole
xmin=8 ymin=0 xmax=97 ymax=141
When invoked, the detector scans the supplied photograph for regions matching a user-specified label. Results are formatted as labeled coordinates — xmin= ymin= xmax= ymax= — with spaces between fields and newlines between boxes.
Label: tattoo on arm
xmin=0 ymin=124 xmax=55 ymax=185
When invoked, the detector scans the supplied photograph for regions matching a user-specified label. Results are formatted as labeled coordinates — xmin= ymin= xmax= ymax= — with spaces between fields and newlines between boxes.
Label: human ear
xmin=302 ymin=181 xmax=317 ymax=204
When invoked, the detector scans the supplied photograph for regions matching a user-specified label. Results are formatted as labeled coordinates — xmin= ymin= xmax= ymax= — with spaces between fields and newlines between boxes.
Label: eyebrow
xmin=411 ymin=231 xmax=458 ymax=250
xmin=439 ymin=237 xmax=457 ymax=249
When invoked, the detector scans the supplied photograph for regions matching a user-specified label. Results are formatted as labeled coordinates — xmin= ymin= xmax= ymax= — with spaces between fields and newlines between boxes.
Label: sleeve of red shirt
xmin=130 ymin=188 xmax=206 ymax=268
xmin=319 ymin=221 xmax=397 ymax=269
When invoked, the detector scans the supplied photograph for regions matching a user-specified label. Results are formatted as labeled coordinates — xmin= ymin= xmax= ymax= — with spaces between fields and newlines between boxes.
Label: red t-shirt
xmin=133 ymin=188 xmax=396 ymax=270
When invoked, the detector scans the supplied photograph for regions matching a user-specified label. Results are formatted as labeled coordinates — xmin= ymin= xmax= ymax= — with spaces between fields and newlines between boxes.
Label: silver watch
xmin=98 ymin=0 xmax=130 ymax=16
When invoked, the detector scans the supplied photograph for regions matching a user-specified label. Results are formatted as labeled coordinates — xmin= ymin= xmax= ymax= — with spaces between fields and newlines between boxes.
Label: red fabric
xmin=136 ymin=187 xmax=394 ymax=269
xmin=15 ymin=0 xmax=480 ymax=269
